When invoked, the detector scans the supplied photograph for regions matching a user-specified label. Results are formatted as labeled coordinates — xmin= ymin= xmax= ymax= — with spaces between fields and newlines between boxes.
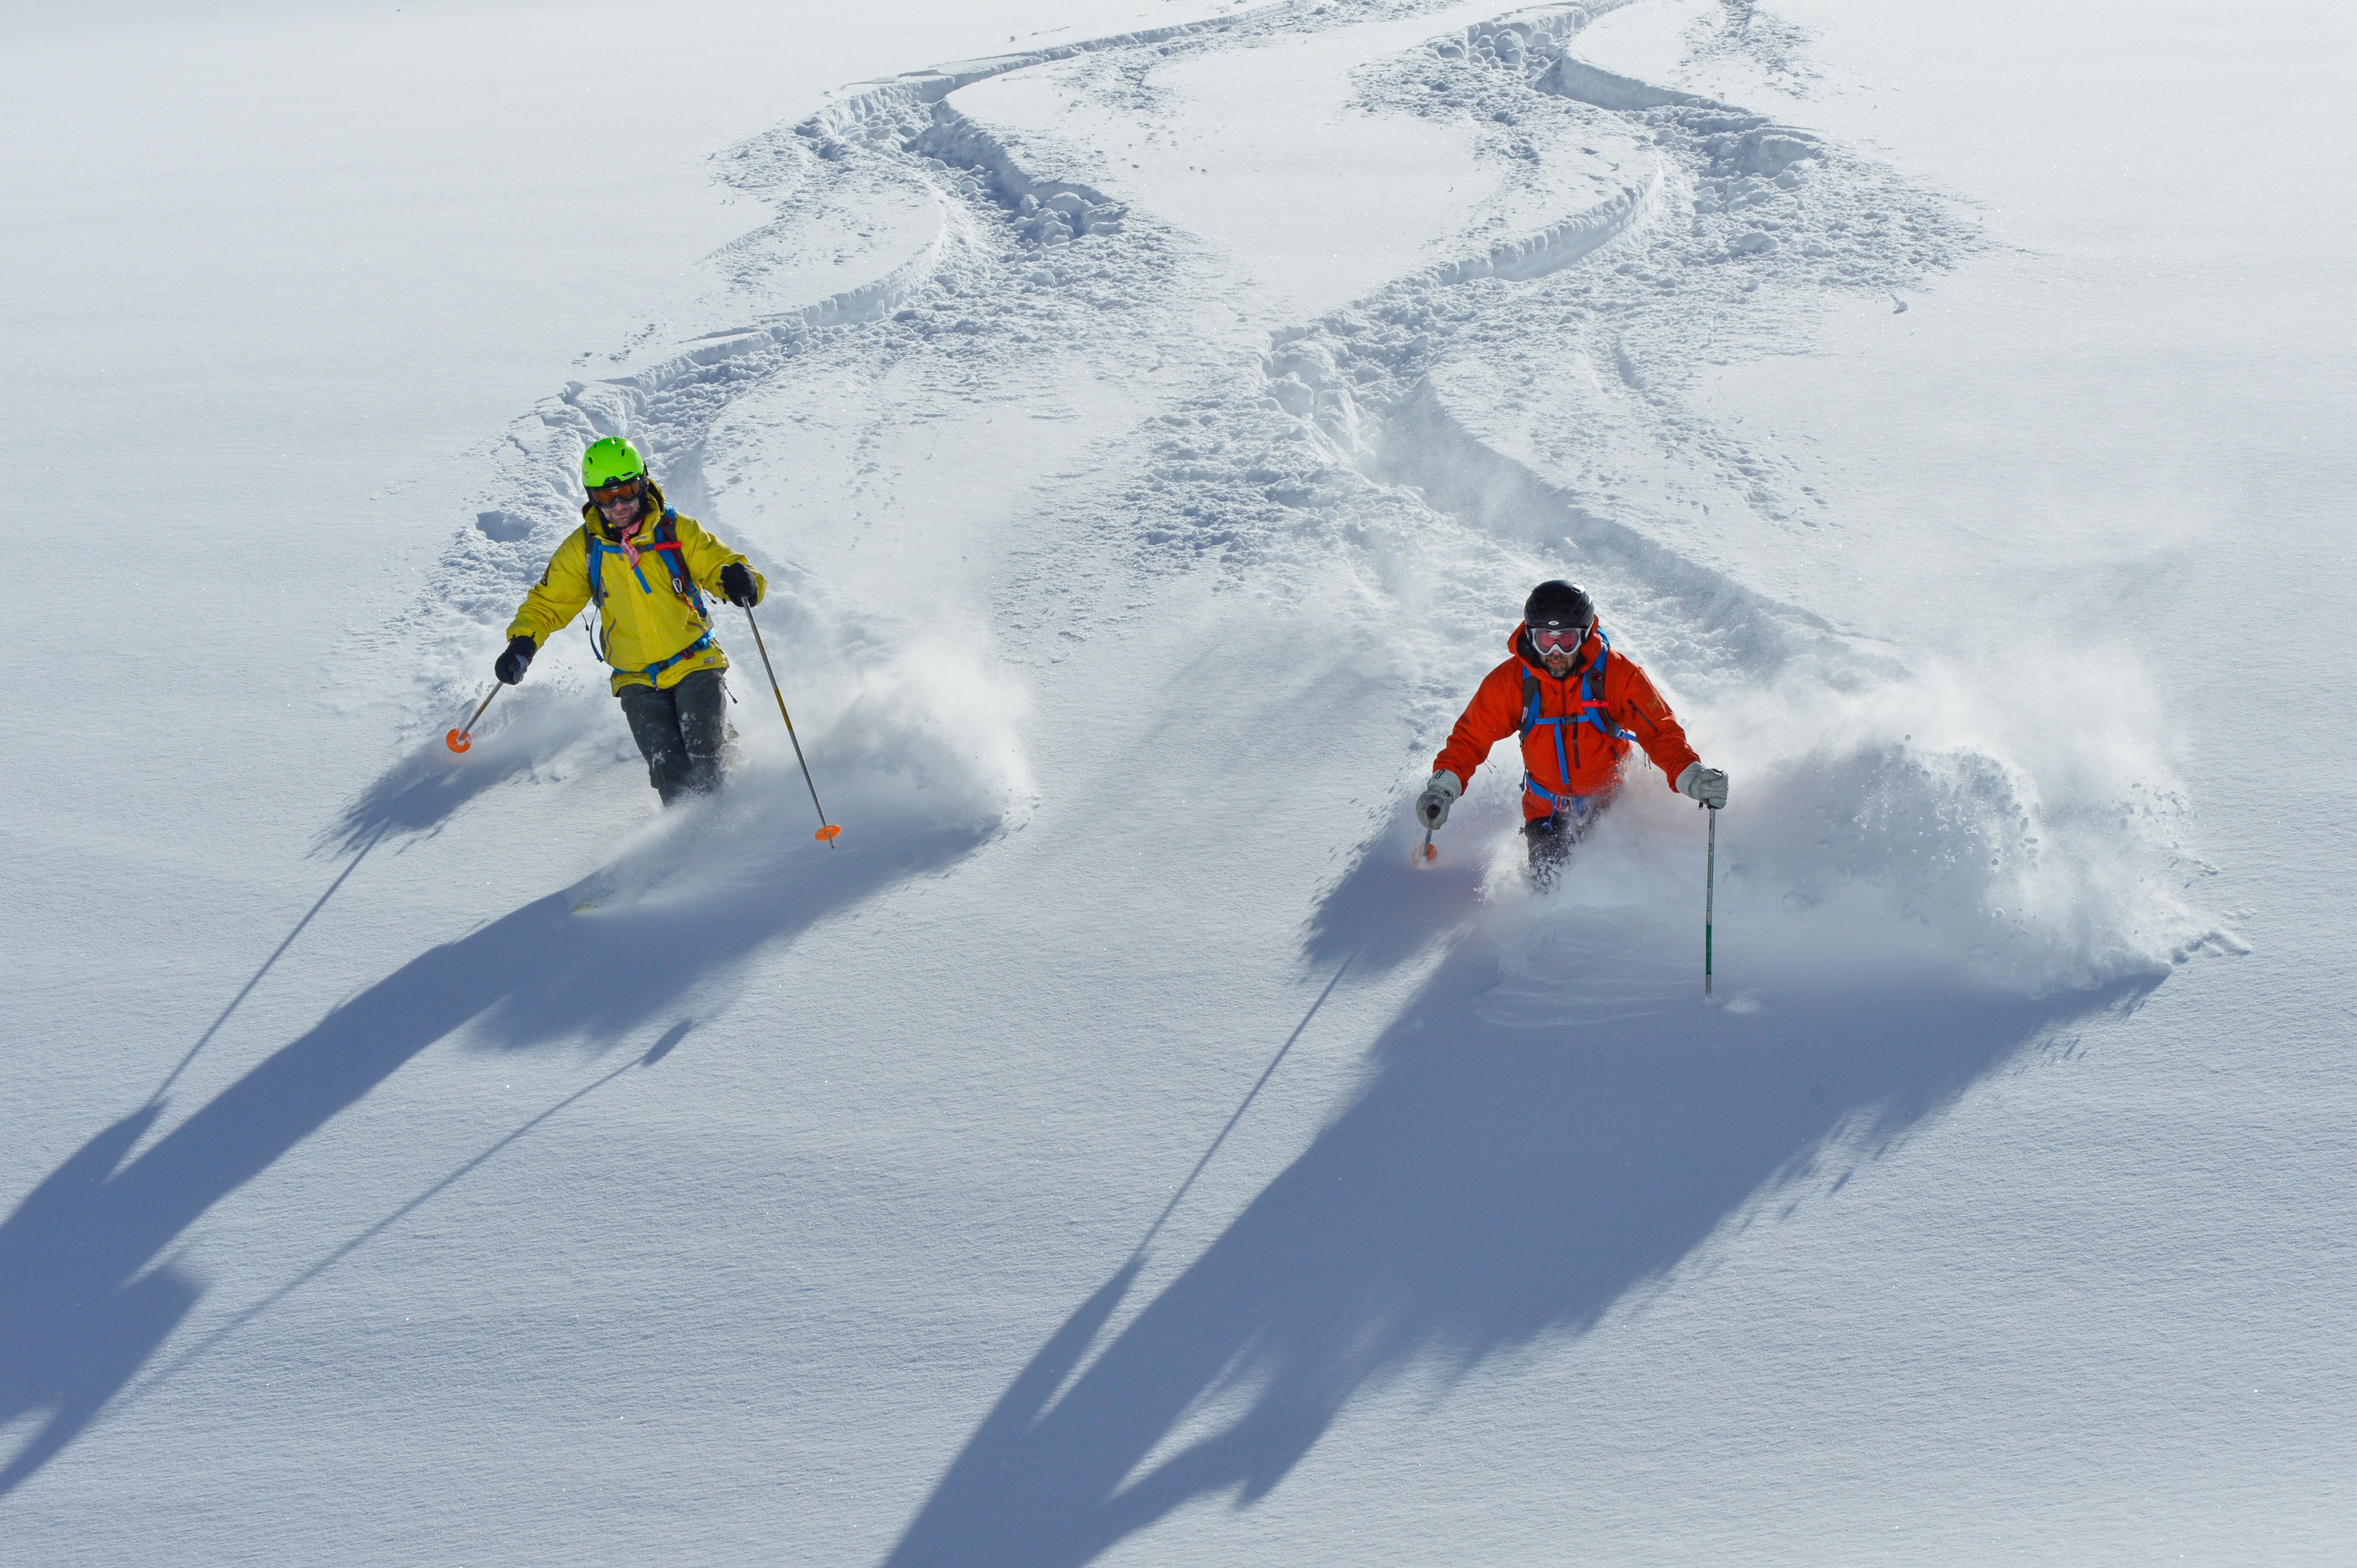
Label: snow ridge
xmin=1422 ymin=154 xmax=1669 ymax=286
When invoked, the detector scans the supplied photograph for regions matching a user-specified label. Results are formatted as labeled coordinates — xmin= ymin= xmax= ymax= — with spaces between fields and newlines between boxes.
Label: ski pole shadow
xmin=148 ymin=822 xmax=391 ymax=1105
xmin=882 ymin=920 xmax=2155 ymax=1568
xmin=119 ymin=1017 xmax=700 ymax=1419
xmin=323 ymin=698 xmax=589 ymax=854
xmin=0 ymin=795 xmax=984 ymax=1498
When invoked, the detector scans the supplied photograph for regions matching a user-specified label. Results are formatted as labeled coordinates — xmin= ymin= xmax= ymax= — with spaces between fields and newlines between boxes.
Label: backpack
xmin=582 ymin=509 xmax=715 ymax=680
xmin=1517 ymin=628 xmax=1636 ymax=818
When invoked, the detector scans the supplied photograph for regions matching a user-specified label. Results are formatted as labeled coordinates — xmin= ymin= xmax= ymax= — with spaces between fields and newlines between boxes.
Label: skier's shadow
xmin=883 ymin=906 xmax=2151 ymax=1567
xmin=0 ymin=797 xmax=981 ymax=1498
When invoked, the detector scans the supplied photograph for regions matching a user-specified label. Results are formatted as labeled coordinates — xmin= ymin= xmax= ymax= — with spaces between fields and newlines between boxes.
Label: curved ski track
xmin=389 ymin=0 xmax=2190 ymax=997
xmin=416 ymin=0 xmax=1954 ymax=723
xmin=386 ymin=0 xmax=2212 ymax=1006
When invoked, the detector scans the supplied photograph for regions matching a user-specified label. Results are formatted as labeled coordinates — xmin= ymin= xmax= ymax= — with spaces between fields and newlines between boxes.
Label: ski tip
xmin=445 ymin=728 xmax=472 ymax=754
xmin=571 ymin=901 xmax=601 ymax=915
xmin=814 ymin=823 xmax=842 ymax=843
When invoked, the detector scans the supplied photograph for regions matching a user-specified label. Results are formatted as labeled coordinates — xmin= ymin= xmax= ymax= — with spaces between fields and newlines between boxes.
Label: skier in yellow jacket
xmin=497 ymin=436 xmax=767 ymax=805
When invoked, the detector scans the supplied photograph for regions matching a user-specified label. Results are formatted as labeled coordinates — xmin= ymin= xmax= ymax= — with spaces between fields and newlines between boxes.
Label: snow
xmin=956 ymin=0 xmax=1522 ymax=318
xmin=5 ymin=0 xmax=2354 ymax=1563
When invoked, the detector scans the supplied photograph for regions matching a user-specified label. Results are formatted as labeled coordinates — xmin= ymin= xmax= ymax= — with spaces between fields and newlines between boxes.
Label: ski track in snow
xmin=21 ymin=0 xmax=2236 ymax=1544
xmin=396 ymin=0 xmax=2213 ymax=995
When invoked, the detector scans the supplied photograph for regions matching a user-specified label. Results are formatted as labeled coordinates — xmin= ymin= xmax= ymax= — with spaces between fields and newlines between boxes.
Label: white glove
xmin=1416 ymin=770 xmax=1463 ymax=829
xmin=1676 ymin=762 xmax=1729 ymax=809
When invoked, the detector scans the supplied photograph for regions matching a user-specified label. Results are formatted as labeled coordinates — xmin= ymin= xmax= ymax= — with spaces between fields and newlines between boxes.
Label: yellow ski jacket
xmin=505 ymin=486 xmax=766 ymax=694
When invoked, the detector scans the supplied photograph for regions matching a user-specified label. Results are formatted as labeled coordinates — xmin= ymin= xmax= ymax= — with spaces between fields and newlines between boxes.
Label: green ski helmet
xmin=581 ymin=436 xmax=647 ymax=492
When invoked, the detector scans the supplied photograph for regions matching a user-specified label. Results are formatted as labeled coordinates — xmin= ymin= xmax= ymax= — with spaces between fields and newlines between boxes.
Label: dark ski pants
xmin=618 ymin=668 xmax=728 ymax=806
xmin=1523 ymin=790 xmax=1612 ymax=888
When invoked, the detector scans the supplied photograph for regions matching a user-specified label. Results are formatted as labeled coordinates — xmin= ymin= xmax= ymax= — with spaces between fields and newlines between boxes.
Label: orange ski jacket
xmin=1434 ymin=624 xmax=1700 ymax=821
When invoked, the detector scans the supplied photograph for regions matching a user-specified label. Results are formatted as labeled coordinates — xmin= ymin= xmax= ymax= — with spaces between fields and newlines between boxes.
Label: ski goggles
xmin=587 ymin=474 xmax=646 ymax=504
xmin=1530 ymin=624 xmax=1590 ymax=655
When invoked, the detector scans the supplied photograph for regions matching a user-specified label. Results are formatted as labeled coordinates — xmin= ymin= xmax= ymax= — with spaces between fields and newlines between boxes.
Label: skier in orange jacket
xmin=1418 ymin=581 xmax=1728 ymax=880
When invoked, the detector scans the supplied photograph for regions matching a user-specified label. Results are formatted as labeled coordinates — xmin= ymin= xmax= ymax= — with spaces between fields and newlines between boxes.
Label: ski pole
xmin=1415 ymin=827 xmax=1436 ymax=866
xmin=1703 ymin=802 xmax=1719 ymax=996
xmin=742 ymin=606 xmax=841 ymax=844
xmin=446 ymin=686 xmax=500 ymax=753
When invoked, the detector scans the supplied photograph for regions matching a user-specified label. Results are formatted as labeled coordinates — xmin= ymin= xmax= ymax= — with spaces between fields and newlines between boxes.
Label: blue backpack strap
xmin=1575 ymin=632 xmax=1638 ymax=744
xmin=619 ymin=512 xmax=708 ymax=613
xmin=582 ymin=516 xmax=713 ymax=676
xmin=623 ymin=629 xmax=715 ymax=683
xmin=1518 ymin=667 xmax=1572 ymax=816
xmin=657 ymin=511 xmax=707 ymax=615
xmin=589 ymin=513 xmax=702 ymax=606
xmin=1522 ymin=631 xmax=1640 ymax=819
xmin=584 ymin=525 xmax=658 ymax=608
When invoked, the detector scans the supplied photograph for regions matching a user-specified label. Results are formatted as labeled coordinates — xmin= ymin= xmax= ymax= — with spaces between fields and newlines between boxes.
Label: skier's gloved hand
xmin=1416 ymin=770 xmax=1463 ymax=829
xmin=719 ymin=563 xmax=760 ymax=608
xmin=494 ymin=635 xmax=537 ymax=685
xmin=1677 ymin=762 xmax=1729 ymax=809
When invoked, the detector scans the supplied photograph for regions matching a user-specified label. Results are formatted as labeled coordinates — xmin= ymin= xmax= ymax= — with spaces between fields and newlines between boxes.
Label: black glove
xmin=494 ymin=635 xmax=536 ymax=685
xmin=719 ymin=562 xmax=760 ymax=608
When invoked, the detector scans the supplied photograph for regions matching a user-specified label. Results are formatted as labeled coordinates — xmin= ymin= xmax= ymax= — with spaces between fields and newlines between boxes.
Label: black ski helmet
xmin=1524 ymin=579 xmax=1596 ymax=635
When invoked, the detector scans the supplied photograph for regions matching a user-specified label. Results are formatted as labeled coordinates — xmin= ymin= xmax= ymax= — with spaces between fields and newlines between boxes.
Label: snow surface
xmin=4 ymin=0 xmax=2352 ymax=1562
